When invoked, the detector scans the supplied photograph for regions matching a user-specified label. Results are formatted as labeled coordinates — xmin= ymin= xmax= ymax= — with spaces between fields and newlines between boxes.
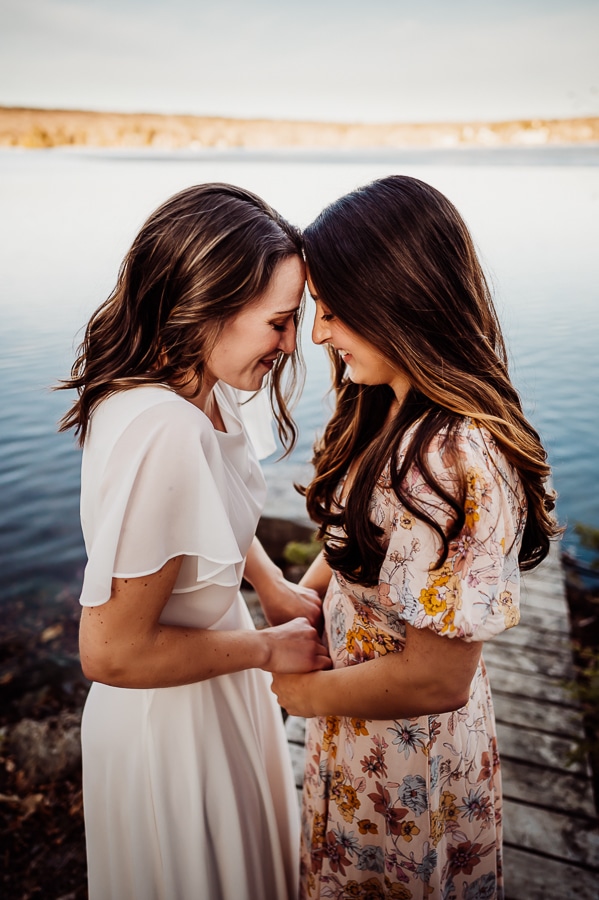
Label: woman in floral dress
xmin=272 ymin=176 xmax=560 ymax=899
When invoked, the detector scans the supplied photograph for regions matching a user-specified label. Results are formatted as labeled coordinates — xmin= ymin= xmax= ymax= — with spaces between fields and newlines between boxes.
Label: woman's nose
xmin=278 ymin=324 xmax=297 ymax=355
xmin=312 ymin=315 xmax=329 ymax=346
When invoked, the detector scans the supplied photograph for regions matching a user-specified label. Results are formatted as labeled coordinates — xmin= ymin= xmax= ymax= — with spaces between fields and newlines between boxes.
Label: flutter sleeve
xmin=379 ymin=422 xmax=526 ymax=642
xmin=79 ymin=400 xmax=243 ymax=607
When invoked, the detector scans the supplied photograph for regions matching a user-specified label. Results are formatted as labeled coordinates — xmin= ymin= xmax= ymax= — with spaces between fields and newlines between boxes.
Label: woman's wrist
xmin=252 ymin=628 xmax=274 ymax=670
xmin=243 ymin=538 xmax=285 ymax=598
xmin=251 ymin=564 xmax=285 ymax=597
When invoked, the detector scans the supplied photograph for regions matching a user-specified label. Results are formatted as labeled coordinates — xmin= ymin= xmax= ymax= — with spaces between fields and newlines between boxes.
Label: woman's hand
xmin=261 ymin=618 xmax=331 ymax=674
xmin=258 ymin=578 xmax=323 ymax=630
xmin=243 ymin=537 xmax=324 ymax=629
xmin=270 ymin=671 xmax=320 ymax=717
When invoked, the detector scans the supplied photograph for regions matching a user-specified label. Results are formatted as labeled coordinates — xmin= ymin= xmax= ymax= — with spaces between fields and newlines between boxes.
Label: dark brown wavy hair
xmin=58 ymin=182 xmax=304 ymax=452
xmin=302 ymin=174 xmax=561 ymax=585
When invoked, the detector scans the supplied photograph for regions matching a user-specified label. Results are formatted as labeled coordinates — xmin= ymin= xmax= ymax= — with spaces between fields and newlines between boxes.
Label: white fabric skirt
xmin=82 ymin=645 xmax=299 ymax=899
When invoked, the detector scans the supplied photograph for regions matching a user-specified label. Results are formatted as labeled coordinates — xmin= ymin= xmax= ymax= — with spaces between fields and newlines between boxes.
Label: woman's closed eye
xmin=271 ymin=319 xmax=293 ymax=332
xmin=270 ymin=310 xmax=299 ymax=332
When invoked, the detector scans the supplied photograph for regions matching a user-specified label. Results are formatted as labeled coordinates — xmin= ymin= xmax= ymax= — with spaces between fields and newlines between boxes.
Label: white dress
xmin=79 ymin=383 xmax=299 ymax=900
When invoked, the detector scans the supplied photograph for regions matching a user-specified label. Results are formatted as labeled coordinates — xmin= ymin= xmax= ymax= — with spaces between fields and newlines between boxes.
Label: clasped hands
xmin=256 ymin=575 xmax=330 ymax=713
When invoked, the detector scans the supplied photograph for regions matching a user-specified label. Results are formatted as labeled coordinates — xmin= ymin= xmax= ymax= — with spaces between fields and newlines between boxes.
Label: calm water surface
xmin=1 ymin=146 xmax=598 ymax=601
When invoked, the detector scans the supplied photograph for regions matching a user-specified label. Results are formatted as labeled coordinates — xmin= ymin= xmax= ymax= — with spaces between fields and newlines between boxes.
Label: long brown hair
xmin=302 ymin=175 xmax=561 ymax=585
xmin=58 ymin=183 xmax=304 ymax=452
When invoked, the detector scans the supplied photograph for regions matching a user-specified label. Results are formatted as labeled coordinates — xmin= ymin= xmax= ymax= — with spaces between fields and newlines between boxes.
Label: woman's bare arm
xmin=298 ymin=550 xmax=333 ymax=598
xmin=80 ymin=554 xmax=331 ymax=689
xmin=243 ymin=537 xmax=324 ymax=628
xmin=271 ymin=622 xmax=482 ymax=719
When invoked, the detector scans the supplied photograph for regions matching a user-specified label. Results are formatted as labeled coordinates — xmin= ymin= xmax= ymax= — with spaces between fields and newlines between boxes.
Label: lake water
xmin=1 ymin=145 xmax=598 ymax=603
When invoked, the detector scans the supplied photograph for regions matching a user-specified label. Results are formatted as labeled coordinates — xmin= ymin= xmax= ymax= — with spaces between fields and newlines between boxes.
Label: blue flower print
xmin=398 ymin=774 xmax=428 ymax=816
xmin=458 ymin=787 xmax=493 ymax=824
xmin=387 ymin=720 xmax=428 ymax=759
xmin=330 ymin=602 xmax=347 ymax=650
xmin=464 ymin=871 xmax=497 ymax=899
xmin=331 ymin=825 xmax=360 ymax=857
xmin=416 ymin=846 xmax=438 ymax=882
xmin=442 ymin=876 xmax=458 ymax=900
xmin=355 ymin=844 xmax=385 ymax=873
xmin=430 ymin=754 xmax=442 ymax=793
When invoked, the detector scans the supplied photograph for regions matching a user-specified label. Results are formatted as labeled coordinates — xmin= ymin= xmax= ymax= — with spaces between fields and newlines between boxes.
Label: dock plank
xmin=492 ymin=621 xmax=573 ymax=654
xmin=503 ymin=797 xmax=599 ymax=869
xmin=483 ymin=641 xmax=575 ymax=679
xmin=496 ymin=721 xmax=590 ymax=775
xmin=492 ymin=690 xmax=584 ymax=737
xmin=501 ymin=757 xmax=597 ymax=818
xmin=503 ymin=846 xmax=599 ymax=900
xmin=485 ymin=665 xmax=575 ymax=706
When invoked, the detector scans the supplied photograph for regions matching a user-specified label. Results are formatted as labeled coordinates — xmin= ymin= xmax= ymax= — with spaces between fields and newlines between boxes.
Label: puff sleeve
xmin=79 ymin=397 xmax=244 ymax=607
xmin=378 ymin=422 xmax=526 ymax=642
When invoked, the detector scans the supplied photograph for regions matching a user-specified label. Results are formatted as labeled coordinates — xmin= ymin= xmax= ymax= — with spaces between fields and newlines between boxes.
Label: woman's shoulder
xmin=432 ymin=417 xmax=496 ymax=462
xmin=401 ymin=416 xmax=499 ymax=464
xmin=86 ymin=385 xmax=213 ymax=452
xmin=394 ymin=416 xmax=517 ymax=489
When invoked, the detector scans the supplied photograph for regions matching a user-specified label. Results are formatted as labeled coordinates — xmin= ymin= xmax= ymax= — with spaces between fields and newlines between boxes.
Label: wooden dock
xmin=283 ymin=545 xmax=599 ymax=899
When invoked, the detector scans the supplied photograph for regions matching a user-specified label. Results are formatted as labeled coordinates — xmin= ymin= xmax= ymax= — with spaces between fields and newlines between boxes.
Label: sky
xmin=1 ymin=0 xmax=598 ymax=124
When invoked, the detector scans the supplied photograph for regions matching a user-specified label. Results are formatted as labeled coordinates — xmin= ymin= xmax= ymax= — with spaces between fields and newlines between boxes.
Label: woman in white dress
xmin=58 ymin=183 xmax=331 ymax=900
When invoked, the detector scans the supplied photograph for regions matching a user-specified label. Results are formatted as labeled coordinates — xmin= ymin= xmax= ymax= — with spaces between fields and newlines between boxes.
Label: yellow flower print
xmin=400 ymin=820 xmax=421 ymax=841
xmin=358 ymin=818 xmax=379 ymax=834
xmin=429 ymin=562 xmax=452 ymax=586
xmin=334 ymin=784 xmax=361 ymax=823
xmin=430 ymin=810 xmax=445 ymax=847
xmin=464 ymin=465 xmax=493 ymax=530
xmin=464 ymin=498 xmax=480 ymax=530
xmin=331 ymin=766 xmax=345 ymax=789
xmin=439 ymin=790 xmax=459 ymax=821
xmin=351 ymin=718 xmax=369 ymax=736
xmin=305 ymin=872 xmax=316 ymax=898
xmin=322 ymin=716 xmax=340 ymax=752
xmin=466 ymin=469 xmax=481 ymax=495
xmin=420 ymin=563 xmax=462 ymax=618
xmin=346 ymin=624 xmax=380 ymax=661
xmin=347 ymin=624 xmax=371 ymax=648
xmin=419 ymin=586 xmax=447 ymax=616
xmin=346 ymin=630 xmax=358 ymax=654
xmin=311 ymin=812 xmax=326 ymax=849
xmin=498 ymin=590 xmax=520 ymax=628
xmin=385 ymin=880 xmax=414 ymax=899
xmin=372 ymin=629 xmax=401 ymax=655
xmin=361 ymin=635 xmax=375 ymax=658
xmin=399 ymin=511 xmax=415 ymax=530
xmin=440 ymin=608 xmax=456 ymax=634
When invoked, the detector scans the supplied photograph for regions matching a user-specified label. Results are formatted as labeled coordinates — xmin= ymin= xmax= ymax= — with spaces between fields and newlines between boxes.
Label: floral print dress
xmin=300 ymin=421 xmax=526 ymax=900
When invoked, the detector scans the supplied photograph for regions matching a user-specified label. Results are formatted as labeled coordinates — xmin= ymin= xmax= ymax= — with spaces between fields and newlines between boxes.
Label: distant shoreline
xmin=1 ymin=106 xmax=598 ymax=151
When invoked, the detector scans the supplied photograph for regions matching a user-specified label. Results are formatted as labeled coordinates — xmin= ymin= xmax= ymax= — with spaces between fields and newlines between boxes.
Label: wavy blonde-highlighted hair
xmin=302 ymin=175 xmax=561 ymax=585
